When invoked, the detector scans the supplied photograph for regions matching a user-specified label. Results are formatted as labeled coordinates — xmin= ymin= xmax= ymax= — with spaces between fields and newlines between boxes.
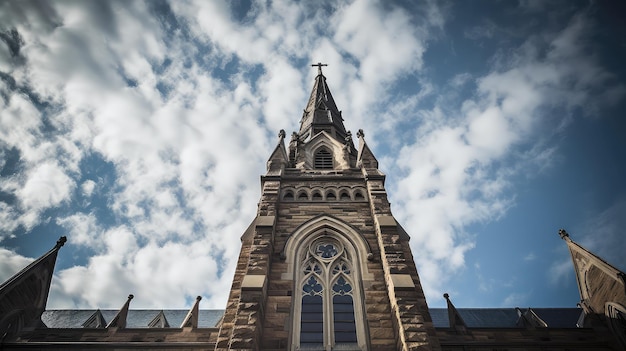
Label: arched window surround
xmin=312 ymin=191 xmax=323 ymax=201
xmin=325 ymin=190 xmax=337 ymax=201
xmin=283 ymin=190 xmax=295 ymax=201
xmin=314 ymin=146 xmax=334 ymax=169
xmin=283 ymin=216 xmax=372 ymax=351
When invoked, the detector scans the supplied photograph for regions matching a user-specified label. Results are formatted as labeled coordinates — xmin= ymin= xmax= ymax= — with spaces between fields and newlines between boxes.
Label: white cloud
xmin=56 ymin=212 xmax=102 ymax=247
xmin=391 ymin=10 xmax=624 ymax=302
xmin=50 ymin=230 xmax=227 ymax=309
xmin=19 ymin=162 xmax=75 ymax=211
xmin=1 ymin=0 xmax=622 ymax=312
xmin=80 ymin=179 xmax=96 ymax=197
xmin=0 ymin=248 xmax=33 ymax=283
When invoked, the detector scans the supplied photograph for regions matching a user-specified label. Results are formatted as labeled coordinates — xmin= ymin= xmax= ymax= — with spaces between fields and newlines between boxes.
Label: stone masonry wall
xmin=218 ymin=167 xmax=441 ymax=351
xmin=363 ymin=171 xmax=440 ymax=351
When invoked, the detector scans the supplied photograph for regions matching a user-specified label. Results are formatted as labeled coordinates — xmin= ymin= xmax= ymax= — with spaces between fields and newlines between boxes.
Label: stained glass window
xmin=298 ymin=238 xmax=361 ymax=349
xmin=301 ymin=277 xmax=324 ymax=347
xmin=332 ymin=262 xmax=350 ymax=275
xmin=304 ymin=261 xmax=322 ymax=275
xmin=316 ymin=243 xmax=338 ymax=258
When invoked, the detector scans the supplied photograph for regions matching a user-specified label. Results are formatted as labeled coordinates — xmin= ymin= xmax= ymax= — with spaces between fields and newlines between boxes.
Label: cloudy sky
xmin=1 ymin=0 xmax=625 ymax=310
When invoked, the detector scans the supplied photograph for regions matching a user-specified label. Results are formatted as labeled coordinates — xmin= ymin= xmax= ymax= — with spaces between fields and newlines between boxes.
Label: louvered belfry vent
xmin=315 ymin=148 xmax=333 ymax=169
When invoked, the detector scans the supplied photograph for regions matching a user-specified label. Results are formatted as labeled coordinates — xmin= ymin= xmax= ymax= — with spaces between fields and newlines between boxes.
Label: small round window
xmin=309 ymin=239 xmax=343 ymax=260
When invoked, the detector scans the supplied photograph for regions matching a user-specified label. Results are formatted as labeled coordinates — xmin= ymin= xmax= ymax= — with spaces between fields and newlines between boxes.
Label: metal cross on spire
xmin=311 ymin=62 xmax=328 ymax=76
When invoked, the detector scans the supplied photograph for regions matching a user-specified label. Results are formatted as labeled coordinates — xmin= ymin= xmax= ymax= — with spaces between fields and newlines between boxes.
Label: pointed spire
xmin=148 ymin=310 xmax=170 ymax=328
xmin=106 ymin=294 xmax=133 ymax=329
xmin=0 ymin=236 xmax=66 ymax=335
xmin=266 ymin=129 xmax=289 ymax=174
xmin=357 ymin=129 xmax=379 ymax=169
xmin=180 ymin=296 xmax=201 ymax=328
xmin=298 ymin=63 xmax=347 ymax=142
xmin=443 ymin=293 xmax=467 ymax=333
xmin=82 ymin=309 xmax=107 ymax=328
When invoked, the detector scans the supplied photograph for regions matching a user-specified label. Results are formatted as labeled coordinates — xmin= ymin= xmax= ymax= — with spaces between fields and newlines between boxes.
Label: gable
xmin=296 ymin=131 xmax=351 ymax=170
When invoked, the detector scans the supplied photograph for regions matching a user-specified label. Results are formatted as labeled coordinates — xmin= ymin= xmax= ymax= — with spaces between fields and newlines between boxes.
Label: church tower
xmin=216 ymin=65 xmax=441 ymax=351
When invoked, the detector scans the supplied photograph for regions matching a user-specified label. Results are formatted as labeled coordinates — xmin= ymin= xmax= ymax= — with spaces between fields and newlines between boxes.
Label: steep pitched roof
xmin=42 ymin=308 xmax=583 ymax=330
xmin=429 ymin=308 xmax=582 ymax=328
xmin=0 ymin=236 xmax=66 ymax=333
xmin=42 ymin=310 xmax=223 ymax=328
xmin=559 ymin=229 xmax=626 ymax=315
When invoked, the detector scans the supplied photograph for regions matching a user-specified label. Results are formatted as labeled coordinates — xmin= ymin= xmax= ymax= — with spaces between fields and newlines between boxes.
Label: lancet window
xmin=295 ymin=237 xmax=362 ymax=350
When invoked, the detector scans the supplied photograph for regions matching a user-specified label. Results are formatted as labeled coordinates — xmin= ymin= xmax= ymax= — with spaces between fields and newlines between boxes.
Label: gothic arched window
xmin=314 ymin=147 xmax=333 ymax=169
xmin=295 ymin=237 xmax=363 ymax=350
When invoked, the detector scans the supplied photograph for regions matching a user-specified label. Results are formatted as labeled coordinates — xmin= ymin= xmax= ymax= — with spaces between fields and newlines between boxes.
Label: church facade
xmin=1 ymin=67 xmax=625 ymax=350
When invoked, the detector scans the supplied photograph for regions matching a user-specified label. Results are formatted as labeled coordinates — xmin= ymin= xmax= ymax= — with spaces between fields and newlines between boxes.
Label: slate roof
xmin=42 ymin=310 xmax=223 ymax=328
xmin=41 ymin=308 xmax=583 ymax=329
xmin=429 ymin=308 xmax=583 ymax=328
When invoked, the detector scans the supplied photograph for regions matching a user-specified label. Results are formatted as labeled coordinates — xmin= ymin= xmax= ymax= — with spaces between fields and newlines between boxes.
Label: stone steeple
xmin=286 ymin=64 xmax=358 ymax=171
xmin=216 ymin=66 xmax=441 ymax=351
xmin=298 ymin=63 xmax=348 ymax=143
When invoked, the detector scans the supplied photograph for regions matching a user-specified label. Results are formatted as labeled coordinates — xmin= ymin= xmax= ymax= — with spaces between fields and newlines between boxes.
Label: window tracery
xmin=296 ymin=238 xmax=362 ymax=350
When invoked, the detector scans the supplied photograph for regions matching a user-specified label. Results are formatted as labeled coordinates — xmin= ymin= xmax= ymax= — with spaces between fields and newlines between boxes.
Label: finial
xmin=278 ymin=129 xmax=286 ymax=140
xmin=357 ymin=129 xmax=364 ymax=138
xmin=345 ymin=131 xmax=352 ymax=144
xmin=56 ymin=236 xmax=67 ymax=248
xmin=311 ymin=62 xmax=328 ymax=76
xmin=196 ymin=296 xmax=202 ymax=301
xmin=443 ymin=293 xmax=450 ymax=300
xmin=558 ymin=229 xmax=569 ymax=240
xmin=128 ymin=294 xmax=134 ymax=300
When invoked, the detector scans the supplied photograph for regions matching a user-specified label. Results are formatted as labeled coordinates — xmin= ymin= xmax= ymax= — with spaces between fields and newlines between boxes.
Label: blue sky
xmin=0 ymin=0 xmax=625 ymax=310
